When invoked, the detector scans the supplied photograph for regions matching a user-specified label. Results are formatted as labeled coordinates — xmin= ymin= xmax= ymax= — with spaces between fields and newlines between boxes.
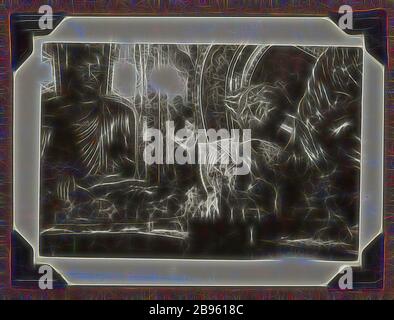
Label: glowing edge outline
xmin=13 ymin=16 xmax=384 ymax=286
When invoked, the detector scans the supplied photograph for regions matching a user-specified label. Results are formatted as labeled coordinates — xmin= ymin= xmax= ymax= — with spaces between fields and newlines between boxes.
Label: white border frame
xmin=13 ymin=16 xmax=384 ymax=286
